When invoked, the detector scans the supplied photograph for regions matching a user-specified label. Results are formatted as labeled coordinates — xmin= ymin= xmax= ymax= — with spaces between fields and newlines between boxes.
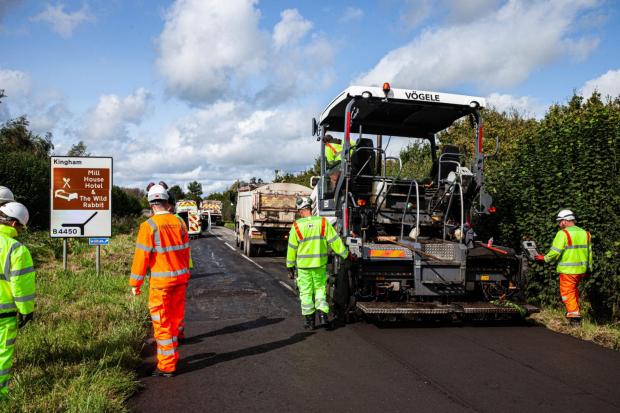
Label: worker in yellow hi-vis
xmin=286 ymin=197 xmax=349 ymax=329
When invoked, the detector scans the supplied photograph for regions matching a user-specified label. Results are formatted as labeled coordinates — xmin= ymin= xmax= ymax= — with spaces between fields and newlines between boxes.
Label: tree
xmin=66 ymin=141 xmax=90 ymax=157
xmin=0 ymin=116 xmax=53 ymax=158
xmin=186 ymin=181 xmax=203 ymax=202
xmin=168 ymin=185 xmax=185 ymax=203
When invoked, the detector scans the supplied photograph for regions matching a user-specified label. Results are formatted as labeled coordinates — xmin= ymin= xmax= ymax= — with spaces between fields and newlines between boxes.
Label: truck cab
xmin=312 ymin=84 xmax=537 ymax=320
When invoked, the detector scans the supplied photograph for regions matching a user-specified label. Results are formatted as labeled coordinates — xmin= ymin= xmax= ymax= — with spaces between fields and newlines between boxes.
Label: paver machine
xmin=311 ymin=84 xmax=538 ymax=321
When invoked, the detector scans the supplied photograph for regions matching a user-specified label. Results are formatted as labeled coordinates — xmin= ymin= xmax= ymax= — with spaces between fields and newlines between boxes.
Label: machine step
xmin=356 ymin=301 xmax=539 ymax=316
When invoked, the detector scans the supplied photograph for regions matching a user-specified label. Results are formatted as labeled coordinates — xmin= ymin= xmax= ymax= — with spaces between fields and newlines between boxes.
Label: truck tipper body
xmin=201 ymin=199 xmax=223 ymax=227
xmin=235 ymin=182 xmax=312 ymax=257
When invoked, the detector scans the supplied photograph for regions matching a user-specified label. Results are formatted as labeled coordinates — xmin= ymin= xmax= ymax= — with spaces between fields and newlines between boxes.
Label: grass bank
xmin=531 ymin=307 xmax=620 ymax=351
xmin=1 ymin=219 xmax=148 ymax=412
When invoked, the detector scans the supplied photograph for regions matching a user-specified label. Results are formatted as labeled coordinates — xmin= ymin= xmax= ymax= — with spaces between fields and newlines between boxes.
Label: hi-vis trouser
xmin=297 ymin=267 xmax=329 ymax=316
xmin=149 ymin=284 xmax=187 ymax=372
xmin=560 ymin=274 xmax=586 ymax=318
xmin=0 ymin=317 xmax=17 ymax=397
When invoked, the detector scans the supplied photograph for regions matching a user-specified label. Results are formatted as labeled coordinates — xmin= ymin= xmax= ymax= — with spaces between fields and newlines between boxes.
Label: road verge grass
xmin=531 ymin=307 xmax=620 ymax=350
xmin=1 ymin=223 xmax=148 ymax=412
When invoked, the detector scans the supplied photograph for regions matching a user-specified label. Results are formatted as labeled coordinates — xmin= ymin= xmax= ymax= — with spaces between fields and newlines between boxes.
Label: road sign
xmin=88 ymin=238 xmax=110 ymax=245
xmin=50 ymin=156 xmax=112 ymax=238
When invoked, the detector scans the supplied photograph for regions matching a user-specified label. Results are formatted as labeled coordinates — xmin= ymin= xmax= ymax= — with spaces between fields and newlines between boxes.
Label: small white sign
xmin=50 ymin=156 xmax=112 ymax=238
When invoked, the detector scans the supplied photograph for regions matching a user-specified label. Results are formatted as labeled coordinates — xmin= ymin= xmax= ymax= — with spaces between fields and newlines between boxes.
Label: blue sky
xmin=1 ymin=0 xmax=619 ymax=194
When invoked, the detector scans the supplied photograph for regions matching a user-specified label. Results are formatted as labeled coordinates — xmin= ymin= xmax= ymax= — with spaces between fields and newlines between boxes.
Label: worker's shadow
xmin=177 ymin=331 xmax=314 ymax=374
xmin=182 ymin=316 xmax=285 ymax=345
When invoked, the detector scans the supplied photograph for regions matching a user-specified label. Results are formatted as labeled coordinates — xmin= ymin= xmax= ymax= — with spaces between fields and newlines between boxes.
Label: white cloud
xmin=0 ymin=68 xmax=31 ymax=97
xmin=486 ymin=93 xmax=546 ymax=118
xmin=156 ymin=0 xmax=267 ymax=103
xmin=113 ymin=100 xmax=320 ymax=193
xmin=30 ymin=3 xmax=94 ymax=38
xmin=340 ymin=6 xmax=363 ymax=22
xmin=579 ymin=69 xmax=620 ymax=98
xmin=357 ymin=0 xmax=601 ymax=91
xmin=446 ymin=0 xmax=499 ymax=22
xmin=273 ymin=9 xmax=313 ymax=49
xmin=82 ymin=88 xmax=151 ymax=144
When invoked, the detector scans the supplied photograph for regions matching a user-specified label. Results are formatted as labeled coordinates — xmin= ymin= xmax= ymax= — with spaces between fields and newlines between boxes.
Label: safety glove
xmin=131 ymin=286 xmax=141 ymax=296
xmin=534 ymin=254 xmax=545 ymax=262
xmin=287 ymin=267 xmax=296 ymax=280
xmin=18 ymin=312 xmax=34 ymax=328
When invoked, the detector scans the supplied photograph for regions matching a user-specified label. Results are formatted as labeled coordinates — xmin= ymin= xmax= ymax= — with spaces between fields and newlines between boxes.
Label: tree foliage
xmin=438 ymin=95 xmax=620 ymax=320
xmin=186 ymin=181 xmax=203 ymax=203
xmin=66 ymin=141 xmax=90 ymax=157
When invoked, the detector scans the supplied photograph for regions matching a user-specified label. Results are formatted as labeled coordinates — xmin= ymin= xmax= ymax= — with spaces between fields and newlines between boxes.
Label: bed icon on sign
xmin=55 ymin=189 xmax=78 ymax=201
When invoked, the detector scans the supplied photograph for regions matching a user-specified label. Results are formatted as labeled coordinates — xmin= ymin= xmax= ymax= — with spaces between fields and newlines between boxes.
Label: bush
xmin=0 ymin=152 xmax=50 ymax=228
xmin=112 ymin=186 xmax=143 ymax=217
xmin=439 ymin=94 xmax=620 ymax=321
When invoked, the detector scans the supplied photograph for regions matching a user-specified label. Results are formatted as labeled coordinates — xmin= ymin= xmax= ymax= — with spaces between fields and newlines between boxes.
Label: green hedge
xmin=438 ymin=94 xmax=620 ymax=320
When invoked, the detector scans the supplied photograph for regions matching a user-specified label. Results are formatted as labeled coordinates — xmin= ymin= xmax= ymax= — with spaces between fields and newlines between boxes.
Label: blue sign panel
xmin=89 ymin=238 xmax=109 ymax=245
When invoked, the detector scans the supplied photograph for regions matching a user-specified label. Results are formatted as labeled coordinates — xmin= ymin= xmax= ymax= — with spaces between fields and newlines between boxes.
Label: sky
xmin=1 ymin=0 xmax=619 ymax=195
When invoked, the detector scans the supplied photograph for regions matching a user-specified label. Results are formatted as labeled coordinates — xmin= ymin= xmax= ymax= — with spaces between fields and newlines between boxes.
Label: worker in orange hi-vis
xmin=130 ymin=182 xmax=191 ymax=377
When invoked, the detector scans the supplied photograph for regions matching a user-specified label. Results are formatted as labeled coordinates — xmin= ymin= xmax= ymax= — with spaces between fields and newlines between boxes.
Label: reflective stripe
xmin=6 ymin=338 xmax=15 ymax=346
xmin=288 ymin=242 xmax=298 ymax=250
xmin=327 ymin=235 xmax=339 ymax=244
xmin=566 ymin=245 xmax=588 ymax=250
xmin=150 ymin=268 xmax=189 ymax=278
xmin=153 ymin=243 xmax=189 ymax=253
xmin=562 ymin=229 xmax=573 ymax=246
xmin=135 ymin=242 xmax=153 ymax=253
xmin=293 ymin=222 xmax=303 ymax=241
xmin=146 ymin=219 xmax=161 ymax=247
xmin=156 ymin=337 xmax=178 ymax=346
xmin=297 ymin=236 xmax=324 ymax=244
xmin=558 ymin=261 xmax=589 ymax=267
xmin=151 ymin=314 xmax=160 ymax=321
xmin=297 ymin=254 xmax=328 ymax=259
xmin=0 ymin=303 xmax=16 ymax=310
xmin=157 ymin=348 xmax=177 ymax=356
xmin=286 ymin=260 xmax=296 ymax=266
xmin=0 ymin=368 xmax=10 ymax=376
xmin=320 ymin=218 xmax=326 ymax=237
xmin=4 ymin=242 xmax=22 ymax=281
xmin=561 ymin=296 xmax=568 ymax=301
xmin=326 ymin=143 xmax=338 ymax=155
xmin=14 ymin=294 xmax=35 ymax=302
xmin=550 ymin=246 xmax=563 ymax=253
xmin=131 ymin=273 xmax=145 ymax=281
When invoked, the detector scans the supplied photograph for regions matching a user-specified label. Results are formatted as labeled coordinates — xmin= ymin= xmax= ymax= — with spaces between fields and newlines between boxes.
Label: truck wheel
xmin=235 ymin=225 xmax=241 ymax=248
xmin=244 ymin=229 xmax=254 ymax=257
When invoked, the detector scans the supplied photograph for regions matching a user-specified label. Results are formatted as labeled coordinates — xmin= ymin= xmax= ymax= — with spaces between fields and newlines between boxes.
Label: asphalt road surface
xmin=130 ymin=227 xmax=620 ymax=413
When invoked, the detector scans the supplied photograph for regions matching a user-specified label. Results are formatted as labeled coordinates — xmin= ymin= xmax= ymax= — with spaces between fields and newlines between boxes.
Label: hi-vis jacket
xmin=0 ymin=225 xmax=35 ymax=315
xmin=286 ymin=216 xmax=348 ymax=269
xmin=130 ymin=212 xmax=191 ymax=289
xmin=544 ymin=225 xmax=593 ymax=275
xmin=325 ymin=141 xmax=357 ymax=163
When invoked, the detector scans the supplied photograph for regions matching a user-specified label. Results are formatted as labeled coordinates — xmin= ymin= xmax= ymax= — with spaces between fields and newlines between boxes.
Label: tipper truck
xmin=201 ymin=199 xmax=223 ymax=227
xmin=175 ymin=199 xmax=202 ymax=238
xmin=235 ymin=182 xmax=312 ymax=257
xmin=310 ymin=83 xmax=539 ymax=321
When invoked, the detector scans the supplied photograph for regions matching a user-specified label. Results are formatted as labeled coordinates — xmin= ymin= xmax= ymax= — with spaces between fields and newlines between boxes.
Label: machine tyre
xmin=244 ymin=229 xmax=254 ymax=257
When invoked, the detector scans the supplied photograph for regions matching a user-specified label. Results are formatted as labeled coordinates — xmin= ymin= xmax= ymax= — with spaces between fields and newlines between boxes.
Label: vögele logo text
xmin=404 ymin=91 xmax=440 ymax=102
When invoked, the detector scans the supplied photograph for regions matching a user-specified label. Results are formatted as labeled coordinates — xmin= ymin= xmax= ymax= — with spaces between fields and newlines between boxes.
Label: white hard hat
xmin=296 ymin=196 xmax=313 ymax=210
xmin=0 ymin=186 xmax=14 ymax=203
xmin=0 ymin=202 xmax=29 ymax=226
xmin=147 ymin=184 xmax=169 ymax=203
xmin=556 ymin=209 xmax=576 ymax=221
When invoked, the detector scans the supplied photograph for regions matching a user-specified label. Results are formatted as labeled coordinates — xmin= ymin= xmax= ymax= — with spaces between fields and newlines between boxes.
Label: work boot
xmin=151 ymin=368 xmax=175 ymax=378
xmin=303 ymin=314 xmax=315 ymax=330
xmin=568 ymin=317 xmax=582 ymax=327
xmin=316 ymin=311 xmax=329 ymax=328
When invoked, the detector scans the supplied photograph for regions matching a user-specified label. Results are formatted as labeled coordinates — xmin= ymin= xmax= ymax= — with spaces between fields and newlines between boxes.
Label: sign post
xmin=50 ymin=156 xmax=112 ymax=272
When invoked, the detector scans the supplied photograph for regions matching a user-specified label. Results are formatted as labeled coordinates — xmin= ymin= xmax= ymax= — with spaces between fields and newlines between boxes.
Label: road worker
xmin=535 ymin=209 xmax=592 ymax=326
xmin=0 ymin=186 xmax=14 ymax=206
xmin=0 ymin=202 xmax=35 ymax=398
xmin=323 ymin=135 xmax=357 ymax=168
xmin=130 ymin=183 xmax=191 ymax=376
xmin=286 ymin=197 xmax=349 ymax=329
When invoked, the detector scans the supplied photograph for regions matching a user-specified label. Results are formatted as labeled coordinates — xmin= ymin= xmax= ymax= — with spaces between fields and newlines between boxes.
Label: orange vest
xmin=130 ymin=212 xmax=191 ymax=289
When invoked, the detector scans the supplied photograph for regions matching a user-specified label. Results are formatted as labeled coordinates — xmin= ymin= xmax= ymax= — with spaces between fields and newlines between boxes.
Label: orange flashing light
xmin=488 ymin=206 xmax=497 ymax=213
xmin=357 ymin=199 xmax=366 ymax=207
xmin=382 ymin=82 xmax=391 ymax=93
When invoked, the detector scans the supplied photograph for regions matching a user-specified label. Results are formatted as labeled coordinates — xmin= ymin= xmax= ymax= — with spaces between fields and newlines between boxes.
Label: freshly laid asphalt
xmin=130 ymin=227 xmax=620 ymax=413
